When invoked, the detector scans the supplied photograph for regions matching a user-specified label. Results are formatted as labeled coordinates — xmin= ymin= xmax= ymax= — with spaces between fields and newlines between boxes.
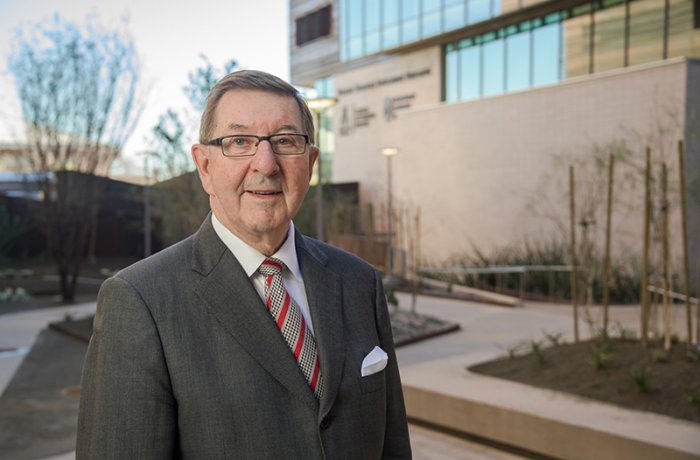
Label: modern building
xmin=290 ymin=0 xmax=700 ymax=281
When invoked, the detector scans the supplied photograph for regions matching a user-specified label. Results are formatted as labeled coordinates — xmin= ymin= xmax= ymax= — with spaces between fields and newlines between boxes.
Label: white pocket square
xmin=361 ymin=346 xmax=388 ymax=377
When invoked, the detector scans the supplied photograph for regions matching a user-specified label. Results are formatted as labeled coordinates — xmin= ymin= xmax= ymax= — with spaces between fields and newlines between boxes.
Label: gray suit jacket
xmin=77 ymin=216 xmax=411 ymax=459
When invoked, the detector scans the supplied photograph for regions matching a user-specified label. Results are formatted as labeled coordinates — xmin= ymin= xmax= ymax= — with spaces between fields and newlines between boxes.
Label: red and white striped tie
xmin=259 ymin=258 xmax=323 ymax=399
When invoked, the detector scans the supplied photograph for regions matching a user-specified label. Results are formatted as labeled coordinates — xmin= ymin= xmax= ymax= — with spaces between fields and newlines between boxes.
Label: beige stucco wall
xmin=332 ymin=52 xmax=691 ymax=267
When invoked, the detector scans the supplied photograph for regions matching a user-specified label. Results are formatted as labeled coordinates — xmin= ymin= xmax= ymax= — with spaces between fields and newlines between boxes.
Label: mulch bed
xmin=469 ymin=338 xmax=700 ymax=423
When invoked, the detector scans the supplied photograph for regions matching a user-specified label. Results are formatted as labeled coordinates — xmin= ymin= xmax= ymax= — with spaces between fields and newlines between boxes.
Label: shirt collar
xmin=211 ymin=213 xmax=301 ymax=280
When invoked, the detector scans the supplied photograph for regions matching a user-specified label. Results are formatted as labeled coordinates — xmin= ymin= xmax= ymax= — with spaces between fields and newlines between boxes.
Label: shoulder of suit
xmin=114 ymin=234 xmax=196 ymax=284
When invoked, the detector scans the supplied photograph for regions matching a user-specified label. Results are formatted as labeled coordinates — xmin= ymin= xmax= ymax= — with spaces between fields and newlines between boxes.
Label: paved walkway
xmin=0 ymin=293 xmax=696 ymax=459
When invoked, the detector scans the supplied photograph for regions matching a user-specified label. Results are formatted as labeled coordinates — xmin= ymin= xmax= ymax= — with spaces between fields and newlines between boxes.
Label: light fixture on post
xmin=306 ymin=97 xmax=337 ymax=242
xmin=380 ymin=147 xmax=399 ymax=285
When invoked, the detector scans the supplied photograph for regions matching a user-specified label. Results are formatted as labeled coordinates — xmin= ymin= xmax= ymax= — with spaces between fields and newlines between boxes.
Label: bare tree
xmin=8 ymin=14 xmax=141 ymax=301
xmin=148 ymin=56 xmax=236 ymax=244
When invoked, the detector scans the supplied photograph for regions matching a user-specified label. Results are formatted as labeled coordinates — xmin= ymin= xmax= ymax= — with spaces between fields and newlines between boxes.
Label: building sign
xmin=337 ymin=67 xmax=430 ymax=136
xmin=384 ymin=94 xmax=415 ymax=122
xmin=340 ymin=106 xmax=376 ymax=136
xmin=336 ymin=68 xmax=431 ymax=96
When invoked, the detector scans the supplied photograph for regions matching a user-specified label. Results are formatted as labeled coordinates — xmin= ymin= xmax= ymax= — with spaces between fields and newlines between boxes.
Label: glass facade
xmin=339 ymin=0 xmax=502 ymax=61
xmin=445 ymin=0 xmax=699 ymax=103
xmin=445 ymin=12 xmax=565 ymax=103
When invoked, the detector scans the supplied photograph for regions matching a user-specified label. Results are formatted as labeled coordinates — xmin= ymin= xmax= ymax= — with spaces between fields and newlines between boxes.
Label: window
xmin=348 ymin=1 xmax=364 ymax=59
xmin=482 ymin=37 xmax=504 ymax=96
xmin=366 ymin=1 xmax=382 ymax=54
xmin=445 ymin=48 xmax=460 ymax=102
xmin=445 ymin=0 xmax=466 ymax=31
xmin=401 ymin=0 xmax=420 ymax=44
xmin=468 ymin=0 xmax=492 ymax=24
xmin=296 ymin=5 xmax=332 ymax=46
xmin=383 ymin=0 xmax=401 ymax=49
xmin=422 ymin=0 xmax=443 ymax=38
xmin=506 ymin=29 xmax=530 ymax=91
xmin=533 ymin=22 xmax=561 ymax=85
xmin=460 ymin=45 xmax=481 ymax=100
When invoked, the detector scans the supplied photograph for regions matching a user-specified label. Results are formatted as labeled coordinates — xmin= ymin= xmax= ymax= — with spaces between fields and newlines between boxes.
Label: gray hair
xmin=199 ymin=70 xmax=315 ymax=145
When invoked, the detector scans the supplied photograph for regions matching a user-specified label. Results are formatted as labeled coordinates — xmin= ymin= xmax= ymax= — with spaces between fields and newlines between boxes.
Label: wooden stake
xmin=569 ymin=165 xmax=579 ymax=343
xmin=662 ymin=162 xmax=671 ymax=351
xmin=677 ymin=140 xmax=693 ymax=345
xmin=641 ymin=147 xmax=651 ymax=347
xmin=602 ymin=153 xmax=614 ymax=340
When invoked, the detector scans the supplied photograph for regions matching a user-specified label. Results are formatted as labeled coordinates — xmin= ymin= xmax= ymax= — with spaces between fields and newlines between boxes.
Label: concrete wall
xmin=332 ymin=54 xmax=693 ymax=273
xmin=289 ymin=0 xmax=339 ymax=85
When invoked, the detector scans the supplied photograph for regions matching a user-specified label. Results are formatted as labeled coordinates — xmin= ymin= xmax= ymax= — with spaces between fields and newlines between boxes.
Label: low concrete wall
xmin=404 ymin=384 xmax=700 ymax=460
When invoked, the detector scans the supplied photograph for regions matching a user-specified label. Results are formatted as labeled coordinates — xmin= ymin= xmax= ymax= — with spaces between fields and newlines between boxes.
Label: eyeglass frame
xmin=204 ymin=133 xmax=310 ymax=157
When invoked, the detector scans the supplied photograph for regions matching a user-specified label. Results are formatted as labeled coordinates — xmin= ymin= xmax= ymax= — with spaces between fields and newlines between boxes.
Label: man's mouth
xmin=249 ymin=190 xmax=281 ymax=196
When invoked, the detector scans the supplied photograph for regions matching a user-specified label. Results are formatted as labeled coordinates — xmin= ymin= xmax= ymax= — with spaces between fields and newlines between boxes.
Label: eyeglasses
xmin=205 ymin=133 xmax=309 ymax=157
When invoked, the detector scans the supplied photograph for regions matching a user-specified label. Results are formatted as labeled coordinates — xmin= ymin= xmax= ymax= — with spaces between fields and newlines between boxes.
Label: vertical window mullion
xmin=529 ymin=28 xmax=534 ymax=87
xmin=479 ymin=43 xmax=484 ymax=97
xmin=589 ymin=4 xmax=595 ymax=74
xmin=662 ymin=0 xmax=670 ymax=59
xmin=503 ymin=33 xmax=508 ymax=92
xmin=380 ymin=0 xmax=385 ymax=50
xmin=558 ymin=21 xmax=563 ymax=81
xmin=361 ymin=0 xmax=366 ymax=56
xmin=457 ymin=46 xmax=462 ymax=101
xmin=624 ymin=0 xmax=630 ymax=66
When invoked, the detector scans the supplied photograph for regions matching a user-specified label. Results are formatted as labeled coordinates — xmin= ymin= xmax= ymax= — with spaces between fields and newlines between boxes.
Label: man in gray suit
xmin=77 ymin=70 xmax=412 ymax=459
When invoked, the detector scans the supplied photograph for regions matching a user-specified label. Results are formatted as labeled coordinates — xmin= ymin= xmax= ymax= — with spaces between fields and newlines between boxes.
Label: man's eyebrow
xmin=223 ymin=123 xmax=302 ymax=133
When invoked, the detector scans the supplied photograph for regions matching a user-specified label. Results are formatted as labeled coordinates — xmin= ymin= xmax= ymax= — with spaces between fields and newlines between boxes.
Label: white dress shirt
xmin=211 ymin=214 xmax=314 ymax=333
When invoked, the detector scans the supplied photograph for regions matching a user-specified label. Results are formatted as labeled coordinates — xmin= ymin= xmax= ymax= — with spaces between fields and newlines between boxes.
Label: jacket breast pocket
xmin=358 ymin=370 xmax=385 ymax=394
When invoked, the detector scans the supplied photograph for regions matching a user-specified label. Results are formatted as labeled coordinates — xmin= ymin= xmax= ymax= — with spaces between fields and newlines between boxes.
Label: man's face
xmin=192 ymin=89 xmax=318 ymax=251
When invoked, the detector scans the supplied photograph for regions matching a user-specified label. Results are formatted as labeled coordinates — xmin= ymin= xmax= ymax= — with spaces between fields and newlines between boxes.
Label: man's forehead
xmin=215 ymin=89 xmax=302 ymax=129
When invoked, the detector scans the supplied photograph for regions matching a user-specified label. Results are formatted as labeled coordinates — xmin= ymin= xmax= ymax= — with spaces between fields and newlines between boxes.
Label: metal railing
xmin=417 ymin=265 xmax=573 ymax=303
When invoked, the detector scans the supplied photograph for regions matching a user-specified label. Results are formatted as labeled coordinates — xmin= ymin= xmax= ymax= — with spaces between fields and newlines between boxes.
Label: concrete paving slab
xmin=395 ymin=293 xmax=700 ymax=459
xmin=0 ymin=328 xmax=86 ymax=460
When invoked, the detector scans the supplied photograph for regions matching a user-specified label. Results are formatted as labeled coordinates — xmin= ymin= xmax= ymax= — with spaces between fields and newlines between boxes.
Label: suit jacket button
xmin=320 ymin=418 xmax=331 ymax=430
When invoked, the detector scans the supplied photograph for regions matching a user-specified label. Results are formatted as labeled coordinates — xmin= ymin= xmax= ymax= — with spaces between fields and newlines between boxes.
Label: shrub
xmin=630 ymin=366 xmax=652 ymax=393
xmin=589 ymin=344 xmax=611 ymax=370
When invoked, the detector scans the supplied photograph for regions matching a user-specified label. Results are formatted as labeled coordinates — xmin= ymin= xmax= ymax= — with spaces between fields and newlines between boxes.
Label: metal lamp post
xmin=306 ymin=97 xmax=337 ymax=242
xmin=381 ymin=147 xmax=399 ymax=283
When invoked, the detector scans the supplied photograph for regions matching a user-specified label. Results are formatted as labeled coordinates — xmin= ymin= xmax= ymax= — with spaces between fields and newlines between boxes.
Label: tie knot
xmin=259 ymin=257 xmax=285 ymax=276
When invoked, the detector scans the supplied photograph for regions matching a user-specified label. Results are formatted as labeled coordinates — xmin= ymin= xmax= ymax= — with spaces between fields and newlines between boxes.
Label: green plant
xmin=543 ymin=331 xmax=563 ymax=347
xmin=500 ymin=342 xmax=523 ymax=359
xmin=687 ymin=346 xmax=700 ymax=362
xmin=530 ymin=340 xmax=546 ymax=365
xmin=612 ymin=322 xmax=636 ymax=341
xmin=589 ymin=344 xmax=611 ymax=370
xmin=630 ymin=366 xmax=652 ymax=393
xmin=651 ymin=349 xmax=668 ymax=363
xmin=685 ymin=388 xmax=700 ymax=407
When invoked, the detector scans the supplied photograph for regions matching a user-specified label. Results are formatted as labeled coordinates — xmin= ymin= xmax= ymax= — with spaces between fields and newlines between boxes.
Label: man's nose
xmin=250 ymin=139 xmax=279 ymax=175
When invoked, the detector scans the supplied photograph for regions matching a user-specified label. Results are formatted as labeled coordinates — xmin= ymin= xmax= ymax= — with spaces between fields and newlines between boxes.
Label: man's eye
xmin=232 ymin=137 xmax=249 ymax=146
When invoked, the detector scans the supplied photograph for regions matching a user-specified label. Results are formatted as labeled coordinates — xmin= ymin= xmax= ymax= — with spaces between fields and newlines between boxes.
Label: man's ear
xmin=308 ymin=145 xmax=320 ymax=181
xmin=192 ymin=144 xmax=214 ymax=195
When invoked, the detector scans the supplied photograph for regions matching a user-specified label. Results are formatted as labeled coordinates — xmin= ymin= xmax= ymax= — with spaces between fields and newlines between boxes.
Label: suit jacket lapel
xmin=191 ymin=217 xmax=317 ymax=411
xmin=296 ymin=233 xmax=345 ymax=421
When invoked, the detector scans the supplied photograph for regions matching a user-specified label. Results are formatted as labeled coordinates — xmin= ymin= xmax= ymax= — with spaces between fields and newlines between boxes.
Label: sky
xmin=0 ymin=0 xmax=290 ymax=176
